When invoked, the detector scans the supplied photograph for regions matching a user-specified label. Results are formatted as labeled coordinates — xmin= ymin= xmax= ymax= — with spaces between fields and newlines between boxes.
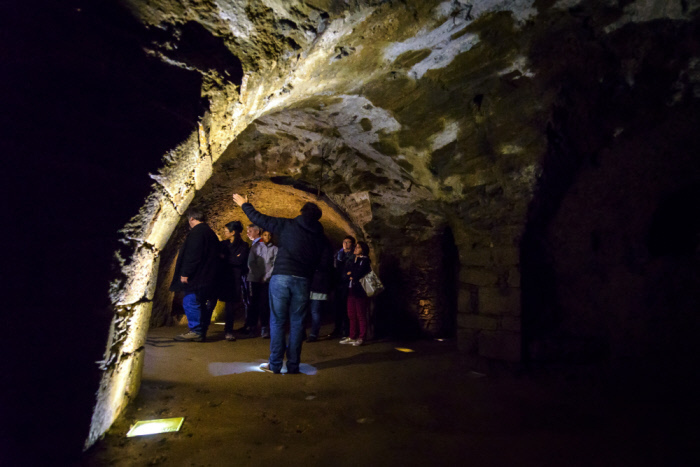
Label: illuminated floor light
xmin=126 ymin=417 xmax=184 ymax=437
xmin=395 ymin=347 xmax=415 ymax=353
xmin=208 ymin=362 xmax=318 ymax=376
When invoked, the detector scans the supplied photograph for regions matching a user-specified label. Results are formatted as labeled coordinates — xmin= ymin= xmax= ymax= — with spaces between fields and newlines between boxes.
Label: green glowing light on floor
xmin=126 ymin=417 xmax=185 ymax=437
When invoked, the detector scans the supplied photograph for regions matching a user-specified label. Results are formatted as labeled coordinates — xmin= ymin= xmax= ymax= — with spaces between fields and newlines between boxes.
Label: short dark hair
xmin=344 ymin=235 xmax=356 ymax=244
xmin=225 ymin=220 xmax=243 ymax=233
xmin=300 ymin=202 xmax=322 ymax=221
xmin=248 ymin=224 xmax=261 ymax=233
xmin=186 ymin=209 xmax=206 ymax=222
xmin=356 ymin=241 xmax=370 ymax=256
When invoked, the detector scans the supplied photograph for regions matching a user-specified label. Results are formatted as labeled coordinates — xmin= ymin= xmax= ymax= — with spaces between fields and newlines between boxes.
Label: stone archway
xmin=82 ymin=0 xmax=700 ymax=451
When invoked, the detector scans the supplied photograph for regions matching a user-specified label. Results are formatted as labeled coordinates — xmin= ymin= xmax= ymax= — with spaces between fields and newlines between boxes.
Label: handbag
xmin=359 ymin=269 xmax=384 ymax=297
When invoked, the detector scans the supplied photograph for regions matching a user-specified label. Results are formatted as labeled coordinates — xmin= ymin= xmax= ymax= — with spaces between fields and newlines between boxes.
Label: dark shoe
xmin=260 ymin=327 xmax=270 ymax=339
xmin=174 ymin=331 xmax=205 ymax=342
xmin=306 ymin=336 xmax=318 ymax=343
xmin=328 ymin=329 xmax=342 ymax=338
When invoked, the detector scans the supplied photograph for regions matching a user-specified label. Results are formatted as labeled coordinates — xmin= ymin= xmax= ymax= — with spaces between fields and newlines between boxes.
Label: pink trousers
xmin=347 ymin=295 xmax=369 ymax=340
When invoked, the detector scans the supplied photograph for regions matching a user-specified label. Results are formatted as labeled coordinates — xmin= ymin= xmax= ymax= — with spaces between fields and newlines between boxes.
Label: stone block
xmin=478 ymin=330 xmax=522 ymax=362
xmin=121 ymin=301 xmax=154 ymax=354
xmin=457 ymin=286 xmax=477 ymax=314
xmin=343 ymin=191 xmax=373 ymax=227
xmin=492 ymin=245 xmax=519 ymax=265
xmin=86 ymin=348 xmax=145 ymax=449
xmin=500 ymin=316 xmax=521 ymax=332
xmin=113 ymin=248 xmax=159 ymax=306
xmin=457 ymin=313 xmax=498 ymax=330
xmin=479 ymin=287 xmax=521 ymax=316
xmin=451 ymin=225 xmax=490 ymax=248
xmin=460 ymin=267 xmax=498 ymax=286
xmin=507 ymin=267 xmax=521 ymax=287
xmin=174 ymin=185 xmax=195 ymax=215
xmin=194 ymin=154 xmax=213 ymax=190
xmin=120 ymin=191 xmax=180 ymax=251
xmin=149 ymin=133 xmax=199 ymax=207
xmin=459 ymin=247 xmax=492 ymax=266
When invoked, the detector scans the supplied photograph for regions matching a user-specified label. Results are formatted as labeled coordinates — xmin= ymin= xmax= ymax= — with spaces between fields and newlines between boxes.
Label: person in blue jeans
xmin=233 ymin=193 xmax=327 ymax=374
xmin=170 ymin=208 xmax=220 ymax=342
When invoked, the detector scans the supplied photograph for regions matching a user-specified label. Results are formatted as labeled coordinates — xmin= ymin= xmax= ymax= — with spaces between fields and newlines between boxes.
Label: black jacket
xmin=310 ymin=240 xmax=334 ymax=294
xmin=217 ymin=235 xmax=249 ymax=301
xmin=169 ymin=222 xmax=220 ymax=297
xmin=334 ymin=248 xmax=355 ymax=286
xmin=344 ymin=255 xmax=371 ymax=298
xmin=242 ymin=203 xmax=325 ymax=279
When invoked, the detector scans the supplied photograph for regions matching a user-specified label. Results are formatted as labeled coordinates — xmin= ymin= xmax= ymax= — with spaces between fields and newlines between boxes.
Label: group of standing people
xmin=216 ymin=221 xmax=278 ymax=342
xmin=169 ymin=214 xmax=278 ymax=343
xmin=318 ymin=236 xmax=373 ymax=346
xmin=169 ymin=193 xmax=375 ymax=374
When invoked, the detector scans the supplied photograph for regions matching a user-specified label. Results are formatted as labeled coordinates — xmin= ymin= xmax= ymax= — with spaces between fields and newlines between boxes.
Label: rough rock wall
xmin=87 ymin=0 xmax=700 ymax=447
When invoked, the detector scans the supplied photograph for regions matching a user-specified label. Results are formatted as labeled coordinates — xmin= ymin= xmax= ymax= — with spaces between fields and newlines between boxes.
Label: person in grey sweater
xmin=244 ymin=229 xmax=277 ymax=337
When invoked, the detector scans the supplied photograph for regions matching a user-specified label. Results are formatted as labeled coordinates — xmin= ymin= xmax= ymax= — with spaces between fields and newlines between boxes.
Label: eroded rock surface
xmin=89 ymin=0 xmax=700 ymax=449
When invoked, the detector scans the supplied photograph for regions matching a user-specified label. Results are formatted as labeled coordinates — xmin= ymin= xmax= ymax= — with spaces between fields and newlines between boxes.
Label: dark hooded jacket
xmin=169 ymin=222 xmax=220 ymax=297
xmin=242 ymin=203 xmax=325 ymax=279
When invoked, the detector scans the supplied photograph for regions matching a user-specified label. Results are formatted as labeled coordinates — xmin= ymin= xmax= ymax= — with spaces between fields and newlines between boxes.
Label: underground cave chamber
xmin=4 ymin=1 xmax=699 ymax=460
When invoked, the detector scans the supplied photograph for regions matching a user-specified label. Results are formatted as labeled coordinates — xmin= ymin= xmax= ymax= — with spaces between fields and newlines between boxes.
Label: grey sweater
xmin=247 ymin=240 xmax=278 ymax=283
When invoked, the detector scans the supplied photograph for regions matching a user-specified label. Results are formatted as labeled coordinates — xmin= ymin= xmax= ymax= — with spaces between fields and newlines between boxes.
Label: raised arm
xmin=233 ymin=193 xmax=288 ymax=234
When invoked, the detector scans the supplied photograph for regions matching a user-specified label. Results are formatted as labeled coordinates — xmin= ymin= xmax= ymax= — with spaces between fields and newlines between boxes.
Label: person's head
xmin=223 ymin=220 xmax=243 ymax=239
xmin=300 ymin=202 xmax=322 ymax=221
xmin=354 ymin=241 xmax=369 ymax=257
xmin=261 ymin=231 xmax=272 ymax=244
xmin=186 ymin=209 xmax=206 ymax=227
xmin=225 ymin=220 xmax=243 ymax=234
xmin=246 ymin=224 xmax=261 ymax=240
xmin=342 ymin=235 xmax=356 ymax=252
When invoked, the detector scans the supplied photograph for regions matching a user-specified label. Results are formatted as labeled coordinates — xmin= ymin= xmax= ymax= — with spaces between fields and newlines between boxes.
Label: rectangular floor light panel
xmin=126 ymin=417 xmax=185 ymax=437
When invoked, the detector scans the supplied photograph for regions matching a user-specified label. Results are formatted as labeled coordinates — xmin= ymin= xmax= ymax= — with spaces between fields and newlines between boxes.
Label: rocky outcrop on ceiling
xmin=89 ymin=0 xmax=700 ymax=449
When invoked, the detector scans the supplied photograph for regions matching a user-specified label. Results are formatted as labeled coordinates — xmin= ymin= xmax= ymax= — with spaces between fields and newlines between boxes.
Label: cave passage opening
xmin=151 ymin=178 xmax=365 ymax=333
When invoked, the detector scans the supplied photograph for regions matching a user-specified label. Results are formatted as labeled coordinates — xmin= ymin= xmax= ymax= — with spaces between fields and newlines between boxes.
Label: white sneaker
xmin=339 ymin=337 xmax=355 ymax=344
xmin=259 ymin=363 xmax=273 ymax=373
xmin=352 ymin=339 xmax=364 ymax=346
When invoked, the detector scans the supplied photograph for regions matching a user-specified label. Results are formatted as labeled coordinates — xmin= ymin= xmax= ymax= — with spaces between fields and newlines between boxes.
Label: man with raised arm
xmin=233 ymin=193 xmax=327 ymax=374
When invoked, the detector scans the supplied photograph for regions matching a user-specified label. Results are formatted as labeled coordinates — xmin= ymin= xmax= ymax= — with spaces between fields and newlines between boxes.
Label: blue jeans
xmin=268 ymin=275 xmax=309 ymax=373
xmin=183 ymin=292 xmax=214 ymax=336
xmin=309 ymin=299 xmax=326 ymax=339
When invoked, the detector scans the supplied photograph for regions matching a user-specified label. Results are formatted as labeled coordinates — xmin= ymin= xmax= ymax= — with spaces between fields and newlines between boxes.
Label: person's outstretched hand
xmin=232 ymin=193 xmax=248 ymax=206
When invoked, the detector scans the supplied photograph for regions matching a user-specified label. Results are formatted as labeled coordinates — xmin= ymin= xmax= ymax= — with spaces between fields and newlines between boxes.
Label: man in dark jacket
xmin=307 ymin=240 xmax=334 ymax=342
xmin=169 ymin=208 xmax=220 ymax=342
xmin=233 ymin=193 xmax=325 ymax=374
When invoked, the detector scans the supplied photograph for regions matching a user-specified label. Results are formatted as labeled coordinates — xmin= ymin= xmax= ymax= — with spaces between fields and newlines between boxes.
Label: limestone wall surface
xmin=85 ymin=0 xmax=700 ymax=449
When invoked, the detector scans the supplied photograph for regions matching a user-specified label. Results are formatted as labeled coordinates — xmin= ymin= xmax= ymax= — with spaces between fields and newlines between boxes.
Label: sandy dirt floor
xmin=77 ymin=322 xmax=696 ymax=467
